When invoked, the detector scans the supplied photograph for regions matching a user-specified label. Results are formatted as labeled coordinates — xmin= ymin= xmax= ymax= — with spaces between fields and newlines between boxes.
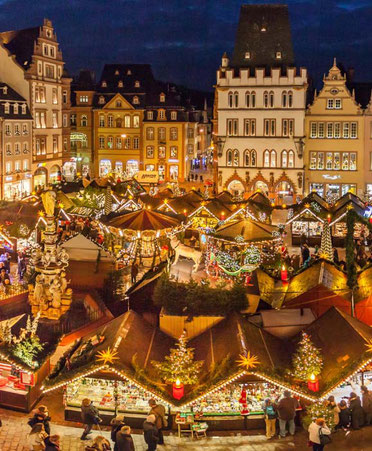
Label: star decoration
xmin=237 ymin=352 xmax=260 ymax=370
xmin=96 ymin=347 xmax=119 ymax=364
xmin=365 ymin=339 xmax=372 ymax=353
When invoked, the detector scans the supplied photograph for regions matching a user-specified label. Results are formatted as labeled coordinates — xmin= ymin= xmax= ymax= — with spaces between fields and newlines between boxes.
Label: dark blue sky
xmin=1 ymin=0 xmax=372 ymax=91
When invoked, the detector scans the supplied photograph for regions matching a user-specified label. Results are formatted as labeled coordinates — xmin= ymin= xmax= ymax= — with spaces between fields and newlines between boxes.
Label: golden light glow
xmin=365 ymin=339 xmax=372 ymax=353
xmin=96 ymin=347 xmax=119 ymax=365
xmin=281 ymin=265 xmax=286 ymax=271
xmin=175 ymin=378 xmax=181 ymax=387
xmin=237 ymin=352 xmax=260 ymax=370
xmin=309 ymin=373 xmax=316 ymax=381
xmin=38 ymin=210 xmax=45 ymax=217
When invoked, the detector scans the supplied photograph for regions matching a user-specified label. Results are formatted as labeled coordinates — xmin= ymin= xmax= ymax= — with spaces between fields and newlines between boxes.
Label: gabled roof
xmin=0 ymin=83 xmax=32 ymax=119
xmin=0 ymin=27 xmax=40 ymax=68
xmin=214 ymin=218 xmax=277 ymax=243
xmin=98 ymin=64 xmax=155 ymax=91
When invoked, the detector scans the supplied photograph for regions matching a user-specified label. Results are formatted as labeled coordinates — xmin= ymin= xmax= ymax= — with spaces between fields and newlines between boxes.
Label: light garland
xmin=286 ymin=208 xmax=325 ymax=226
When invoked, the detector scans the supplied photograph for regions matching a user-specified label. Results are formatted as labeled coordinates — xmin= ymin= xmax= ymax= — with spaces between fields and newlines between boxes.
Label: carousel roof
xmin=106 ymin=209 xmax=181 ymax=231
xmin=214 ymin=218 xmax=277 ymax=243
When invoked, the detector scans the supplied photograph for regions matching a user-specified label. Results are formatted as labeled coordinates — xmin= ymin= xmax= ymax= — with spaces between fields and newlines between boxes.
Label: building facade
xmin=305 ymin=61 xmax=364 ymax=200
xmin=0 ymin=18 xmax=71 ymax=188
xmin=0 ymin=83 xmax=33 ymax=199
xmin=215 ymin=5 xmax=307 ymax=202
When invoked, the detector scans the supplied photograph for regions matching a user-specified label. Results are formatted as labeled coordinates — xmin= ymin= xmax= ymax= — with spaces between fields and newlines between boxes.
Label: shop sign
xmin=20 ymin=372 xmax=35 ymax=386
xmin=134 ymin=171 xmax=159 ymax=184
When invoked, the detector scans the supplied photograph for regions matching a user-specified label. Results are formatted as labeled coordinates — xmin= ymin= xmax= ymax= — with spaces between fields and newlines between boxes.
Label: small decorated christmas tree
xmin=320 ymin=222 xmax=333 ymax=261
xmin=291 ymin=331 xmax=323 ymax=382
xmin=104 ymin=186 xmax=112 ymax=216
xmin=152 ymin=330 xmax=203 ymax=384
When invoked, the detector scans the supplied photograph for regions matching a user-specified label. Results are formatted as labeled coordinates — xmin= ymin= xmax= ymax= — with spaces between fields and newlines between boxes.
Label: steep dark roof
xmin=347 ymin=82 xmax=372 ymax=109
xmin=0 ymin=27 xmax=40 ymax=68
xmin=0 ymin=83 xmax=32 ymax=119
xmin=98 ymin=64 xmax=155 ymax=92
xmin=231 ymin=4 xmax=294 ymax=70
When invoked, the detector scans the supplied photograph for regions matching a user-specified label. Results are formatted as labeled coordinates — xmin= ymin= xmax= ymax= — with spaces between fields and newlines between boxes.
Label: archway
xmin=50 ymin=165 xmax=61 ymax=184
xmin=63 ymin=160 xmax=76 ymax=182
xmin=227 ymin=179 xmax=245 ymax=197
xmin=126 ymin=160 xmax=139 ymax=178
xmin=275 ymin=180 xmax=295 ymax=204
xmin=34 ymin=167 xmax=48 ymax=189
xmin=254 ymin=181 xmax=269 ymax=196
xmin=100 ymin=159 xmax=112 ymax=177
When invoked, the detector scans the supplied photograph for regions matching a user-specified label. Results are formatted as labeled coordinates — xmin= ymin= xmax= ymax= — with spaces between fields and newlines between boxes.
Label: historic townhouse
xmin=0 ymin=83 xmax=33 ymax=199
xmin=215 ymin=5 xmax=307 ymax=203
xmin=0 ymin=18 xmax=71 ymax=188
xmin=305 ymin=61 xmax=364 ymax=199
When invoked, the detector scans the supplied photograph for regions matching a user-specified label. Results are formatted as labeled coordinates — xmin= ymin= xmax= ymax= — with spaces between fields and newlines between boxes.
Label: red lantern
xmin=327 ymin=214 xmax=331 ymax=224
xmin=281 ymin=265 xmax=288 ymax=281
xmin=173 ymin=379 xmax=184 ymax=400
xmin=369 ymin=217 xmax=372 ymax=225
xmin=307 ymin=374 xmax=319 ymax=392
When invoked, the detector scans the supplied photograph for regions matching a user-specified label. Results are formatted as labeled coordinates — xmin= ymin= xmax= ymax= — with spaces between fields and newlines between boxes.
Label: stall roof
xmin=247 ymin=191 xmax=273 ymax=212
xmin=104 ymin=209 xmax=182 ymax=231
xmin=0 ymin=202 xmax=41 ymax=231
xmin=293 ymin=191 xmax=329 ymax=213
xmin=214 ymin=218 xmax=277 ymax=243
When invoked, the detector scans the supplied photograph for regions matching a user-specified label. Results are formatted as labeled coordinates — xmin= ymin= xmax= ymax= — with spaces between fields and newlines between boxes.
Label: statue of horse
xmin=170 ymin=236 xmax=203 ymax=272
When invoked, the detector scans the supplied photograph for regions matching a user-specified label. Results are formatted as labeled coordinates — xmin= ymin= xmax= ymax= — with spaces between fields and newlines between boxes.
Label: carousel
xmin=103 ymin=209 xmax=183 ymax=267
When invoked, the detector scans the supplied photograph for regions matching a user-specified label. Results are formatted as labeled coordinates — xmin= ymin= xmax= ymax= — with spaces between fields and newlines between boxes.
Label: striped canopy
xmin=107 ymin=209 xmax=181 ymax=231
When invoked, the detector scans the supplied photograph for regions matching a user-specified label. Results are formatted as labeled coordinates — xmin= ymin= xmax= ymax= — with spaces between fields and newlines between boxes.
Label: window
xmin=226 ymin=149 xmax=232 ymax=166
xmin=53 ymin=137 xmax=58 ymax=154
xmin=99 ymin=115 xmax=105 ymax=127
xmin=101 ymin=81 xmax=107 ymax=88
xmin=158 ymin=110 xmax=165 ymax=120
xmin=135 ymin=80 xmax=140 ymax=88
xmin=327 ymin=99 xmax=334 ymax=109
xmin=40 ymin=138 xmax=46 ymax=154
xmin=5 ymin=144 xmax=11 ymax=156
xmin=124 ymin=115 xmax=131 ymax=128
xmin=70 ymin=114 xmax=76 ymax=126
xmin=63 ymin=114 xmax=68 ymax=127
xmin=263 ymin=91 xmax=269 ymax=108
xmin=282 ymin=119 xmax=294 ymax=137
xmin=52 ymin=112 xmax=58 ymax=128
xmin=40 ymin=112 xmax=46 ymax=128
xmin=276 ymin=51 xmax=282 ymax=59
xmin=170 ymin=127 xmax=178 ymax=140
xmin=270 ymin=150 xmax=276 ymax=167
xmin=108 ymin=115 xmax=114 ymax=127
xmin=234 ymin=92 xmax=239 ymax=108
xmin=264 ymin=150 xmax=270 ymax=167
xmin=116 ymin=100 xmax=122 ymax=107
xmin=318 ymin=152 xmax=324 ymax=169
xmin=251 ymin=92 xmax=256 ymax=108
xmin=63 ymin=138 xmax=68 ymax=152
xmin=187 ymin=128 xmax=194 ymax=139
xmin=99 ymin=96 xmax=105 ymax=105
xmin=244 ymin=119 xmax=256 ymax=136
xmin=342 ymin=153 xmax=349 ymax=170
xmin=244 ymin=150 xmax=250 ymax=167
xmin=4 ymin=103 xmax=9 ymax=114
xmin=133 ymin=137 xmax=139 ymax=149
xmin=40 ymin=87 xmax=46 ymax=103
xmin=43 ymin=44 xmax=48 ymax=56
xmin=246 ymin=92 xmax=250 ymax=108
xmin=5 ymin=124 xmax=11 ymax=136
xmin=22 ymin=124 xmax=28 ymax=135
xmin=15 ymin=161 xmax=21 ymax=171
xmin=79 ymin=95 xmax=88 ymax=103
xmin=334 ymin=122 xmax=341 ymax=138
xmin=147 ymin=127 xmax=154 ymax=140
xmin=326 ymin=152 xmax=333 ymax=170
xmin=158 ymin=146 xmax=166 ymax=158
xmin=264 ymin=119 xmax=275 ymax=136
xmin=269 ymin=91 xmax=274 ymax=108
xmin=146 ymin=164 xmax=155 ymax=171
xmin=63 ymin=90 xmax=67 ymax=104
xmin=233 ymin=149 xmax=239 ymax=166
xmin=281 ymin=150 xmax=288 ymax=167
xmin=327 ymin=98 xmax=342 ymax=109
xmin=13 ymin=103 xmax=18 ymax=114
xmin=245 ymin=52 xmax=251 ymax=59
xmin=14 ymin=124 xmax=20 ymax=136
xmin=227 ymin=119 xmax=238 ymax=136
xmin=22 ymin=143 xmax=28 ymax=155
xmin=343 ymin=122 xmax=350 ymax=138
xmin=228 ymin=92 xmax=233 ymax=108
xmin=23 ymin=160 xmax=29 ymax=171
xmin=52 ymin=88 xmax=58 ymax=104
xmin=170 ymin=146 xmax=178 ymax=158
xmin=351 ymin=122 xmax=357 ymax=138
xmin=116 ymin=136 xmax=122 ymax=149
xmin=333 ymin=152 xmax=340 ymax=170
xmin=107 ymin=136 xmax=114 ymax=149
xmin=288 ymin=150 xmax=294 ymax=168
xmin=288 ymin=91 xmax=293 ymax=108
xmin=80 ymin=115 xmax=88 ymax=127
xmin=99 ymin=136 xmax=105 ymax=149
xmin=251 ymin=150 xmax=257 ymax=166
xmin=21 ymin=104 xmax=26 ymax=114
xmin=35 ymin=87 xmax=40 ymax=103
xmin=335 ymin=99 xmax=342 ymax=109
xmin=318 ymin=122 xmax=325 ymax=138
xmin=124 ymin=137 xmax=131 ymax=149
xmin=5 ymin=162 xmax=11 ymax=173
xmin=159 ymin=93 xmax=165 ymax=102
xmin=282 ymin=91 xmax=287 ymax=108
xmin=14 ymin=143 xmax=20 ymax=155
xmin=50 ymin=46 xmax=55 ymax=58
xmin=327 ymin=123 xmax=334 ymax=138
xmin=171 ymin=111 xmax=177 ymax=120
xmin=350 ymin=152 xmax=357 ymax=170
xmin=146 ymin=146 xmax=154 ymax=158
xmin=133 ymin=96 xmax=139 ymax=105
xmin=187 ymin=144 xmax=193 ymax=154
xmin=158 ymin=127 xmax=166 ymax=141
xmin=118 ymin=81 xmax=123 ymax=88
xmin=147 ymin=111 xmax=153 ymax=120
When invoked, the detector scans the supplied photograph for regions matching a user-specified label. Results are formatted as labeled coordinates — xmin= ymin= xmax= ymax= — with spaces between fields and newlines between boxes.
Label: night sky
xmin=1 ymin=0 xmax=372 ymax=91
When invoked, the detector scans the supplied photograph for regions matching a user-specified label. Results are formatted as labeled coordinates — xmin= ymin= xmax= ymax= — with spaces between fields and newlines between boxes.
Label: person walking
xmin=308 ymin=418 xmax=331 ymax=451
xmin=148 ymin=399 xmax=167 ymax=445
xmin=276 ymin=390 xmax=299 ymax=438
xmin=80 ymin=398 xmax=101 ymax=440
xmin=28 ymin=423 xmax=48 ymax=450
xmin=143 ymin=415 xmax=158 ymax=451
xmin=361 ymin=385 xmax=372 ymax=425
xmin=263 ymin=398 xmax=277 ymax=439
xmin=337 ymin=400 xmax=350 ymax=430
xmin=131 ymin=262 xmax=139 ymax=284
xmin=116 ymin=426 xmax=135 ymax=451
xmin=349 ymin=392 xmax=364 ymax=429
xmin=110 ymin=414 xmax=126 ymax=451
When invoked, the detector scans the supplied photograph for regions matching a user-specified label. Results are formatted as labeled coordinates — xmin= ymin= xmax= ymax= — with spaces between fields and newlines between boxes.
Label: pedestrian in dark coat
xmin=28 ymin=405 xmax=51 ymax=435
xmin=349 ymin=392 xmax=364 ymax=429
xmin=131 ymin=262 xmax=139 ymax=284
xmin=337 ymin=400 xmax=350 ymax=429
xmin=143 ymin=415 xmax=158 ymax=451
xmin=116 ymin=426 xmax=135 ymax=451
xmin=361 ymin=385 xmax=372 ymax=425
xmin=80 ymin=398 xmax=101 ymax=440
xmin=110 ymin=414 xmax=126 ymax=451
xmin=44 ymin=434 xmax=60 ymax=450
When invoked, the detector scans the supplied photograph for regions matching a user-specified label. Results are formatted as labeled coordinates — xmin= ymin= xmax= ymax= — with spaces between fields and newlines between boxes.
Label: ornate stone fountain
xmin=28 ymin=190 xmax=73 ymax=320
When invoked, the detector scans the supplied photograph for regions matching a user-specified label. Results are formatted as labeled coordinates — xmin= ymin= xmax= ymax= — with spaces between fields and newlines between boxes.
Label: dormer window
xmin=2 ymin=86 xmax=7 ymax=95
xmin=13 ymin=103 xmax=18 ymax=114
xmin=118 ymin=81 xmax=123 ymax=88
xmin=127 ymin=69 xmax=132 ymax=75
xmin=101 ymin=81 xmax=107 ymax=88
xmin=158 ymin=110 xmax=165 ymax=120
xmin=99 ymin=96 xmax=105 ymax=104
xmin=171 ymin=111 xmax=177 ymax=120
xmin=276 ymin=52 xmax=282 ymax=59
xmin=147 ymin=111 xmax=153 ymax=120
xmin=160 ymin=93 xmax=165 ymax=103
xmin=115 ymin=70 xmax=120 ymax=75
xmin=21 ymin=104 xmax=26 ymax=114
xmin=133 ymin=96 xmax=139 ymax=105
xmin=116 ymin=100 xmax=122 ymax=107
xmin=245 ymin=52 xmax=251 ymax=59
xmin=46 ymin=29 xmax=52 ymax=38
xmin=50 ymin=46 xmax=55 ymax=58
xmin=135 ymin=80 xmax=140 ymax=88
xmin=261 ymin=26 xmax=267 ymax=32
xmin=4 ymin=103 xmax=9 ymax=114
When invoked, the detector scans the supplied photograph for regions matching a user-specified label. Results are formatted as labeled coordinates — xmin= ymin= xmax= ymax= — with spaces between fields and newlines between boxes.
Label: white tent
xmin=61 ymin=234 xmax=114 ymax=262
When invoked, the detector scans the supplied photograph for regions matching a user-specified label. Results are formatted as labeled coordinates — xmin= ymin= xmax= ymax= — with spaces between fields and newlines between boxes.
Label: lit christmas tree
xmin=152 ymin=330 xmax=203 ymax=384
xmin=304 ymin=402 xmax=336 ymax=430
xmin=320 ymin=222 xmax=333 ymax=261
xmin=291 ymin=331 xmax=323 ymax=382
xmin=104 ymin=186 xmax=112 ymax=215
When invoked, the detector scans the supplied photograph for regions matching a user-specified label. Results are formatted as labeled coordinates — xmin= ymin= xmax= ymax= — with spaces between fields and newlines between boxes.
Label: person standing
xmin=325 ymin=396 xmax=340 ymax=427
xmin=44 ymin=435 xmax=60 ymax=451
xmin=116 ymin=426 xmax=135 ymax=451
xmin=337 ymin=400 xmax=350 ymax=430
xmin=28 ymin=423 xmax=48 ymax=450
xmin=262 ymin=398 xmax=277 ymax=439
xmin=131 ymin=262 xmax=139 ymax=284
xmin=308 ymin=418 xmax=331 ymax=451
xmin=28 ymin=405 xmax=51 ymax=435
xmin=80 ymin=398 xmax=101 ymax=440
xmin=148 ymin=399 xmax=167 ymax=445
xmin=110 ymin=414 xmax=126 ymax=451
xmin=276 ymin=390 xmax=299 ymax=438
xmin=361 ymin=385 xmax=372 ymax=425
xmin=349 ymin=392 xmax=364 ymax=429
xmin=143 ymin=415 xmax=158 ymax=451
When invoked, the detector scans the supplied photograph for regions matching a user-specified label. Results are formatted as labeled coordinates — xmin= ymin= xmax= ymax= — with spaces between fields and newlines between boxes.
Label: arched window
xmin=233 ymin=149 xmax=239 ymax=166
xmin=245 ymin=92 xmax=250 ymax=108
xmin=234 ymin=91 xmax=239 ymax=108
xmin=264 ymin=150 xmax=270 ymax=167
xmin=288 ymin=150 xmax=295 ymax=168
xmin=251 ymin=150 xmax=257 ymax=166
xmin=244 ymin=150 xmax=250 ymax=167
xmin=281 ymin=150 xmax=288 ymax=167
xmin=124 ymin=115 xmax=131 ymax=128
xmin=115 ymin=117 xmax=122 ymax=128
xmin=228 ymin=92 xmax=233 ymax=108
xmin=288 ymin=91 xmax=293 ymax=107
xmin=226 ymin=149 xmax=233 ymax=166
xmin=108 ymin=115 xmax=113 ymax=127
xmin=263 ymin=91 xmax=269 ymax=108
xmin=133 ymin=96 xmax=139 ymax=105
xmin=270 ymin=150 xmax=276 ymax=167
xmin=80 ymin=115 xmax=87 ymax=127
xmin=251 ymin=91 xmax=256 ymax=108
xmin=269 ymin=91 xmax=274 ymax=107
xmin=282 ymin=91 xmax=287 ymax=108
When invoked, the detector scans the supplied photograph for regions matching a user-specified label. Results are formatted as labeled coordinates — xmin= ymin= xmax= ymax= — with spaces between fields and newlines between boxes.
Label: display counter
xmin=291 ymin=220 xmax=322 ymax=246
xmin=332 ymin=222 xmax=365 ymax=247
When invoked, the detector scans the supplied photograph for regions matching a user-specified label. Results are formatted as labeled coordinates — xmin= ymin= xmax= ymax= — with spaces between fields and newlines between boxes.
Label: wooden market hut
xmin=213 ymin=218 xmax=278 ymax=246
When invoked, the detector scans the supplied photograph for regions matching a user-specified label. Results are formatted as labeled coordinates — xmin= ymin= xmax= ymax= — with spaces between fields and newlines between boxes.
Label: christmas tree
xmin=303 ymin=402 xmax=336 ymax=430
xmin=152 ymin=330 xmax=203 ymax=384
xmin=291 ymin=331 xmax=323 ymax=382
xmin=104 ymin=186 xmax=112 ymax=215
xmin=320 ymin=222 xmax=333 ymax=261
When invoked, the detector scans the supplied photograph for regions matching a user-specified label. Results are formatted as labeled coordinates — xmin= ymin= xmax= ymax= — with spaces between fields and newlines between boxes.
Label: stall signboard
xmin=134 ymin=171 xmax=159 ymax=184
xmin=20 ymin=372 xmax=35 ymax=386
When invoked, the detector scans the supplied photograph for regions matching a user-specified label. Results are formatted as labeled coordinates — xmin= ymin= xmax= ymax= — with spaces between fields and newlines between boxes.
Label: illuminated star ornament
xmin=365 ymin=339 xmax=372 ymax=354
xmin=237 ymin=352 xmax=260 ymax=370
xmin=96 ymin=347 xmax=119 ymax=364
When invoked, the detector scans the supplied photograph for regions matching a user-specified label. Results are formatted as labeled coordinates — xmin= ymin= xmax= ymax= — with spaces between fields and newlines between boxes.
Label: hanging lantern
xmin=327 ymin=214 xmax=331 ymax=224
xmin=172 ymin=379 xmax=184 ymax=400
xmin=307 ymin=373 xmax=319 ymax=392
xmin=281 ymin=264 xmax=288 ymax=281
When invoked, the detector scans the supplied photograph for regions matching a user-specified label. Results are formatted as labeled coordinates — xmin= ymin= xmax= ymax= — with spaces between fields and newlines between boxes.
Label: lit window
xmin=124 ymin=116 xmax=131 ymax=128
xmin=158 ymin=110 xmax=165 ymax=120
xmin=160 ymin=93 xmax=165 ymax=102
xmin=288 ymin=150 xmax=294 ymax=168
xmin=327 ymin=99 xmax=334 ymax=109
xmin=99 ymin=136 xmax=105 ymax=148
xmin=53 ymin=137 xmax=58 ymax=153
xmin=52 ymin=112 xmax=58 ymax=128
xmin=276 ymin=51 xmax=282 ymax=59
xmin=135 ymin=80 xmax=140 ymax=88
xmin=146 ymin=127 xmax=154 ymax=140
xmin=133 ymin=116 xmax=139 ymax=128
xmin=99 ymin=96 xmax=105 ymax=104
xmin=52 ymin=88 xmax=58 ymax=104
xmin=4 ymin=103 xmax=9 ymax=114
xmin=133 ymin=137 xmax=139 ymax=149
xmin=147 ymin=111 xmax=153 ymax=120
xmin=118 ymin=81 xmax=123 ymax=88
xmin=171 ymin=111 xmax=177 ymax=120
xmin=13 ymin=103 xmax=18 ymax=114
xmin=226 ymin=149 xmax=232 ymax=166
xmin=170 ymin=146 xmax=178 ymax=158
xmin=335 ymin=99 xmax=342 ymax=109
xmin=133 ymin=96 xmax=139 ymax=105
xmin=170 ymin=127 xmax=178 ymax=140
xmin=270 ymin=150 xmax=276 ymax=167
xmin=264 ymin=150 xmax=270 ymax=167
xmin=146 ymin=146 xmax=154 ymax=158
xmin=108 ymin=115 xmax=113 ymax=127
xmin=99 ymin=115 xmax=105 ymax=127
xmin=79 ymin=95 xmax=88 ymax=103
xmin=101 ymin=81 xmax=107 ymax=88
xmin=245 ymin=52 xmax=251 ymax=59
xmin=80 ymin=115 xmax=87 ymax=127
xmin=158 ymin=128 xmax=166 ymax=140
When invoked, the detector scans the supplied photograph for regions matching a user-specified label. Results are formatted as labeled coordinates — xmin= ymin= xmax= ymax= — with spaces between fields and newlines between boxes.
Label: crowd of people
xmin=57 ymin=217 xmax=104 ymax=245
